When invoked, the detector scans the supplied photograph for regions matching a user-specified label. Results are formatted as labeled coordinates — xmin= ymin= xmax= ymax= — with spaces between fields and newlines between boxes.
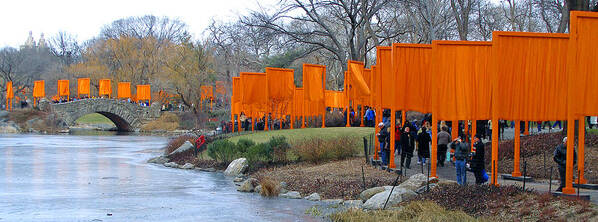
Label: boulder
xmin=164 ymin=162 xmax=179 ymax=168
xmin=363 ymin=188 xmax=417 ymax=210
xmin=398 ymin=173 xmax=428 ymax=192
xmin=147 ymin=156 xmax=170 ymax=164
xmin=0 ymin=122 xmax=19 ymax=133
xmin=237 ymin=178 xmax=258 ymax=192
xmin=233 ymin=177 xmax=244 ymax=183
xmin=254 ymin=185 xmax=262 ymax=194
xmin=343 ymin=200 xmax=363 ymax=209
xmin=415 ymin=183 xmax=438 ymax=194
xmin=322 ymin=199 xmax=344 ymax=205
xmin=279 ymin=191 xmax=301 ymax=199
xmin=180 ymin=163 xmax=194 ymax=169
xmin=224 ymin=158 xmax=248 ymax=177
xmin=167 ymin=141 xmax=194 ymax=158
xmin=359 ymin=186 xmax=386 ymax=202
xmin=305 ymin=193 xmax=321 ymax=201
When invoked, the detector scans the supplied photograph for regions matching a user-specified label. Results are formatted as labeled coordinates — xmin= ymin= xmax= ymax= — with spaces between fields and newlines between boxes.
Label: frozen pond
xmin=0 ymin=134 xmax=319 ymax=221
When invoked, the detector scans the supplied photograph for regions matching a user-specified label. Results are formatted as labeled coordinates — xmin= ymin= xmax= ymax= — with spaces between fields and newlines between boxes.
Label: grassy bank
xmin=228 ymin=127 xmax=373 ymax=145
xmin=74 ymin=113 xmax=115 ymax=125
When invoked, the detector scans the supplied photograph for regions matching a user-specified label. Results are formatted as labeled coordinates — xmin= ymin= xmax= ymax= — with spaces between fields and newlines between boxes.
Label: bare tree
xmin=450 ymin=0 xmax=474 ymax=40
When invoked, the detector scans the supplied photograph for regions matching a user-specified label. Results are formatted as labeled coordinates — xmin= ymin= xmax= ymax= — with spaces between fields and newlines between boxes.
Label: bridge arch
xmin=43 ymin=98 xmax=161 ymax=131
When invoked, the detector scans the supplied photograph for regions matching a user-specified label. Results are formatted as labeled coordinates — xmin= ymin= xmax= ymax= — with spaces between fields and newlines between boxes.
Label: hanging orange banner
xmin=118 ymin=82 xmax=131 ymax=99
xmin=77 ymin=78 xmax=90 ymax=97
xmin=376 ymin=47 xmax=394 ymax=109
xmin=325 ymin=90 xmax=345 ymax=108
xmin=393 ymin=43 xmax=432 ymax=113
xmin=215 ymin=81 xmax=226 ymax=95
xmin=432 ymin=41 xmax=492 ymax=121
xmin=303 ymin=64 xmax=326 ymax=103
xmin=33 ymin=80 xmax=45 ymax=98
xmin=240 ymin=72 xmax=268 ymax=112
xmin=568 ymin=12 xmax=598 ymax=117
xmin=136 ymin=85 xmax=151 ymax=102
xmin=57 ymin=80 xmax=70 ymax=97
xmin=201 ymin=86 xmax=214 ymax=100
xmin=294 ymin=88 xmax=304 ymax=116
xmin=491 ymin=32 xmax=569 ymax=121
xmin=6 ymin=81 xmax=13 ymax=99
xmin=99 ymin=79 xmax=111 ymax=97
xmin=347 ymin=60 xmax=371 ymax=97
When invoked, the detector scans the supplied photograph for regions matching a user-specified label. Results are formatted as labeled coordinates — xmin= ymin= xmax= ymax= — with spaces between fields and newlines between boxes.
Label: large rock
xmin=237 ymin=178 xmax=258 ymax=192
xmin=363 ymin=188 xmax=417 ymax=210
xmin=180 ymin=163 xmax=194 ymax=169
xmin=415 ymin=183 xmax=438 ymax=194
xmin=0 ymin=122 xmax=19 ymax=133
xmin=359 ymin=187 xmax=386 ymax=202
xmin=224 ymin=158 xmax=248 ymax=177
xmin=254 ymin=185 xmax=262 ymax=194
xmin=164 ymin=162 xmax=179 ymax=168
xmin=322 ymin=199 xmax=344 ymax=205
xmin=398 ymin=173 xmax=428 ymax=192
xmin=147 ymin=156 xmax=170 ymax=164
xmin=279 ymin=191 xmax=301 ymax=199
xmin=343 ymin=200 xmax=363 ymax=209
xmin=305 ymin=193 xmax=321 ymax=201
xmin=167 ymin=141 xmax=194 ymax=157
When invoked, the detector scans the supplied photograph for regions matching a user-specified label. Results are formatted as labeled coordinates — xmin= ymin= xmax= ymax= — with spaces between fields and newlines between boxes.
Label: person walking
xmin=471 ymin=134 xmax=486 ymax=184
xmin=437 ymin=126 xmax=451 ymax=167
xmin=554 ymin=137 xmax=576 ymax=192
xmin=400 ymin=124 xmax=415 ymax=169
xmin=377 ymin=122 xmax=389 ymax=166
xmin=417 ymin=125 xmax=431 ymax=165
xmin=451 ymin=136 xmax=470 ymax=185
xmin=395 ymin=120 xmax=402 ymax=157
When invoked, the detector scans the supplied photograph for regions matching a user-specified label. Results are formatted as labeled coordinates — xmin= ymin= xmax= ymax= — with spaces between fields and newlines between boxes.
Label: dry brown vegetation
xmin=418 ymin=183 xmax=598 ymax=221
xmin=8 ymin=109 xmax=63 ymax=133
xmin=258 ymin=177 xmax=280 ymax=197
xmin=141 ymin=112 xmax=180 ymax=131
xmin=254 ymin=158 xmax=398 ymax=199
xmin=293 ymin=136 xmax=359 ymax=163
xmin=330 ymin=201 xmax=479 ymax=222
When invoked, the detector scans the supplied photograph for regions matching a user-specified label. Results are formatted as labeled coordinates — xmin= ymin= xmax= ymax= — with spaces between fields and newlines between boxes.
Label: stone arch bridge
xmin=40 ymin=98 xmax=161 ymax=131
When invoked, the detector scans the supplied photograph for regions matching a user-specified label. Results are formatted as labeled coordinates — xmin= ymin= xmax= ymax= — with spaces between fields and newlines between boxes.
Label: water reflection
xmin=0 ymin=134 xmax=319 ymax=221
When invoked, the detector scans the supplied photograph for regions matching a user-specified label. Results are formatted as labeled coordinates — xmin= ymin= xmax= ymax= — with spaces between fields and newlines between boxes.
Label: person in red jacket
xmin=195 ymin=135 xmax=206 ymax=156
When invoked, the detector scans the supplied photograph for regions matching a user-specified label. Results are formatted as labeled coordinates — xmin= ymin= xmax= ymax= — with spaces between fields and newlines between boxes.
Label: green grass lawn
xmin=75 ymin=113 xmax=115 ymax=125
xmin=227 ymin=127 xmax=374 ymax=144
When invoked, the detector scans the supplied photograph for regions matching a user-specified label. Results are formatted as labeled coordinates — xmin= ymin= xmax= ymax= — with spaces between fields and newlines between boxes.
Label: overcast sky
xmin=0 ymin=0 xmax=279 ymax=48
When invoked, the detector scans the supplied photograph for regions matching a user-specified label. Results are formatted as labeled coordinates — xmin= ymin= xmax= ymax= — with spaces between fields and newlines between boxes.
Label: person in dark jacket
xmin=417 ymin=125 xmax=431 ymax=164
xmin=400 ymin=125 xmax=414 ymax=169
xmin=451 ymin=136 xmax=470 ymax=185
xmin=471 ymin=134 xmax=486 ymax=184
xmin=554 ymin=137 xmax=576 ymax=192
xmin=395 ymin=120 xmax=402 ymax=157
xmin=377 ymin=122 xmax=390 ymax=166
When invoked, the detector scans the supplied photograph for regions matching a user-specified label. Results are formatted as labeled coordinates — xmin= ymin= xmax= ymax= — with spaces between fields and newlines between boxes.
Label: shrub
xmin=207 ymin=139 xmax=239 ymax=164
xmin=259 ymin=177 xmax=280 ymax=197
xmin=165 ymin=134 xmax=197 ymax=155
xmin=325 ymin=110 xmax=347 ymax=127
xmin=245 ymin=143 xmax=273 ymax=167
xmin=293 ymin=136 xmax=359 ymax=163
xmin=268 ymin=136 xmax=290 ymax=163
xmin=237 ymin=138 xmax=256 ymax=154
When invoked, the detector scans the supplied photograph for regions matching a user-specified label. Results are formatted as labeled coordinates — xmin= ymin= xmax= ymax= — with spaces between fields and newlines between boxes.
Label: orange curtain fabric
xmin=303 ymin=64 xmax=326 ymax=102
xmin=57 ymin=80 xmax=70 ymax=97
xmin=201 ymin=86 xmax=214 ymax=100
xmin=136 ymin=85 xmax=151 ymax=101
xmin=33 ymin=80 xmax=45 ymax=98
xmin=376 ymin=47 xmax=394 ymax=109
xmin=77 ymin=78 xmax=90 ymax=96
xmin=215 ymin=81 xmax=226 ymax=95
xmin=266 ymin=67 xmax=295 ymax=101
xmin=118 ymin=82 xmax=131 ymax=99
xmin=432 ymin=41 xmax=492 ymax=120
xmin=325 ymin=90 xmax=346 ymax=108
xmin=348 ymin=60 xmax=371 ymax=97
xmin=99 ymin=79 xmax=111 ymax=97
xmin=240 ymin=72 xmax=268 ymax=112
xmin=568 ymin=12 xmax=598 ymax=117
xmin=393 ymin=43 xmax=432 ymax=113
xmin=232 ymin=77 xmax=241 ymax=103
xmin=492 ymin=32 xmax=569 ymax=121
xmin=6 ymin=81 xmax=13 ymax=99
